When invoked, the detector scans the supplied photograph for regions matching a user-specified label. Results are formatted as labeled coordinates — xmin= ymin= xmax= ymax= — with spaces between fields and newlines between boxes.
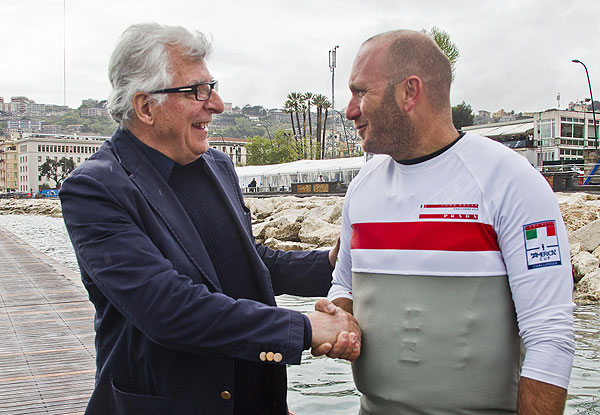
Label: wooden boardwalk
xmin=0 ymin=225 xmax=95 ymax=414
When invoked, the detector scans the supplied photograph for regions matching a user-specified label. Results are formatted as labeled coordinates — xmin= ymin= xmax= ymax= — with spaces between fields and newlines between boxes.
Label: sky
xmin=2 ymin=0 xmax=599 ymax=115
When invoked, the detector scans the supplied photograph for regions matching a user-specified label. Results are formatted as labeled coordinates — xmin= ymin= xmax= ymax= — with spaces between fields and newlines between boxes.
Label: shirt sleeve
xmin=491 ymin=163 xmax=575 ymax=389
xmin=328 ymin=192 xmax=354 ymax=302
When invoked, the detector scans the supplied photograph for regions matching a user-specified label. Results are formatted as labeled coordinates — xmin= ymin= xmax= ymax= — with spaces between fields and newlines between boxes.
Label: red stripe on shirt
xmin=351 ymin=222 xmax=499 ymax=252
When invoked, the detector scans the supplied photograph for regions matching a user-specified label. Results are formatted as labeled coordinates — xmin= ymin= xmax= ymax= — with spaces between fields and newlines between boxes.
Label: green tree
xmin=38 ymin=157 xmax=76 ymax=189
xmin=246 ymin=136 xmax=274 ymax=165
xmin=422 ymin=26 xmax=460 ymax=82
xmin=246 ymin=129 xmax=298 ymax=165
xmin=452 ymin=101 xmax=475 ymax=130
xmin=272 ymin=129 xmax=298 ymax=163
xmin=221 ymin=117 xmax=263 ymax=138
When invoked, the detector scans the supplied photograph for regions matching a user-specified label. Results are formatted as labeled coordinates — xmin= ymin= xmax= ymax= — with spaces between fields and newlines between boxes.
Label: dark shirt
xmin=127 ymin=134 xmax=287 ymax=415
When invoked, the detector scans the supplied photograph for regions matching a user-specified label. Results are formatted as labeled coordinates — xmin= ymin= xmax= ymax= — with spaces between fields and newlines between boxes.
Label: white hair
xmin=108 ymin=23 xmax=212 ymax=127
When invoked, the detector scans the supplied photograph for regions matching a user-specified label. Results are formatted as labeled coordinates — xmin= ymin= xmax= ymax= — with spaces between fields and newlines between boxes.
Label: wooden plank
xmin=0 ymin=226 xmax=95 ymax=415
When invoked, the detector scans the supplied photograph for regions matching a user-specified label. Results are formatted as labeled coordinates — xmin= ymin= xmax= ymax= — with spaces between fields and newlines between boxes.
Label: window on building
xmin=561 ymin=123 xmax=573 ymax=137
xmin=539 ymin=119 xmax=555 ymax=139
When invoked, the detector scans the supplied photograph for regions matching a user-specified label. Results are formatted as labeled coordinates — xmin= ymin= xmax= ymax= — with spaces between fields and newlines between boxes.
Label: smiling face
xmin=345 ymin=40 xmax=417 ymax=160
xmin=149 ymin=48 xmax=224 ymax=165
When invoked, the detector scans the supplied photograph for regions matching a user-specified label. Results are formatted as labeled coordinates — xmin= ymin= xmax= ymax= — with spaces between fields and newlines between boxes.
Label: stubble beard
xmin=362 ymin=84 xmax=417 ymax=160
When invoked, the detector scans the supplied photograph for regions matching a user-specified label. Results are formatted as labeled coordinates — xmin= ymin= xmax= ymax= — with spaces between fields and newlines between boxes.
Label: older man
xmin=325 ymin=30 xmax=575 ymax=414
xmin=60 ymin=23 xmax=359 ymax=415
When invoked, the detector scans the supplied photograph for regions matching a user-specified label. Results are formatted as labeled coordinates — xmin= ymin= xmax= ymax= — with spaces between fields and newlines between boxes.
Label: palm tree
xmin=303 ymin=92 xmax=315 ymax=159
xmin=321 ymin=99 xmax=331 ymax=159
xmin=312 ymin=94 xmax=330 ymax=159
xmin=283 ymin=101 xmax=297 ymax=139
xmin=299 ymin=99 xmax=308 ymax=158
xmin=285 ymin=92 xmax=303 ymax=157
xmin=303 ymin=92 xmax=314 ymax=138
xmin=286 ymin=92 xmax=303 ymax=141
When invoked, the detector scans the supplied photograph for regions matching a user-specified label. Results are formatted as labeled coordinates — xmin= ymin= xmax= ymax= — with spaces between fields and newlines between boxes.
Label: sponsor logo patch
xmin=418 ymin=203 xmax=479 ymax=220
xmin=523 ymin=220 xmax=561 ymax=269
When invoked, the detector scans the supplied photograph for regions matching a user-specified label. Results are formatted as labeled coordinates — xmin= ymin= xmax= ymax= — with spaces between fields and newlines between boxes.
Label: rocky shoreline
xmin=1 ymin=193 xmax=599 ymax=303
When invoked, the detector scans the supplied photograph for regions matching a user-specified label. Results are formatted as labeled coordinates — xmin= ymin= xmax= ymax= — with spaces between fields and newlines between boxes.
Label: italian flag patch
xmin=523 ymin=220 xmax=561 ymax=269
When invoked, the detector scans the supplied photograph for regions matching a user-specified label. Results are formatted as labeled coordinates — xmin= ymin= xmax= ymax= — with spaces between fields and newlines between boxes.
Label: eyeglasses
xmin=150 ymin=80 xmax=218 ymax=101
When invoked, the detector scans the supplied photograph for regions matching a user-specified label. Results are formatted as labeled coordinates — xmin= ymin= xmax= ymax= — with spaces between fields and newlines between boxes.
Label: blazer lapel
xmin=111 ymin=130 xmax=222 ymax=292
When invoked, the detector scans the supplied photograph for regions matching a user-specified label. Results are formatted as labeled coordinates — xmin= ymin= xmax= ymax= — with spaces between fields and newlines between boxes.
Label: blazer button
xmin=266 ymin=351 xmax=274 ymax=361
xmin=259 ymin=352 xmax=266 ymax=361
xmin=273 ymin=352 xmax=283 ymax=363
xmin=220 ymin=391 xmax=232 ymax=400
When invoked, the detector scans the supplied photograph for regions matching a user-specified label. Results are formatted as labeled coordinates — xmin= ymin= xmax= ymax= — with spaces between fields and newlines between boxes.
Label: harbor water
xmin=0 ymin=213 xmax=598 ymax=414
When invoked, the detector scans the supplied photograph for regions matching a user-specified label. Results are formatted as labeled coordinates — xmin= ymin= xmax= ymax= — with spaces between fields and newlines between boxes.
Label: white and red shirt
xmin=329 ymin=133 xmax=575 ymax=391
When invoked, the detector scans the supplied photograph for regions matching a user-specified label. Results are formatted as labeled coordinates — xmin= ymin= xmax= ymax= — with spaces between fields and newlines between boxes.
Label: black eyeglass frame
xmin=150 ymin=80 xmax=218 ymax=101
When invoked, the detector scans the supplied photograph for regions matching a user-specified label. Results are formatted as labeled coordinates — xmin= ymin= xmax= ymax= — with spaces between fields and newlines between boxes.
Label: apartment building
xmin=12 ymin=134 xmax=107 ymax=192
xmin=463 ymin=108 xmax=599 ymax=168
xmin=208 ymin=137 xmax=248 ymax=166
xmin=0 ymin=141 xmax=19 ymax=191
xmin=534 ymin=109 xmax=599 ymax=165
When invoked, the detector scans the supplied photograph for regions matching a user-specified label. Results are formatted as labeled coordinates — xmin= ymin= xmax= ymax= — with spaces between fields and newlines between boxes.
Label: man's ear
xmin=132 ymin=92 xmax=154 ymax=126
xmin=395 ymin=75 xmax=422 ymax=113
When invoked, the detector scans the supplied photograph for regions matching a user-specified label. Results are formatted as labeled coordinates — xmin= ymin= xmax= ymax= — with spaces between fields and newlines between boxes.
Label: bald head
xmin=363 ymin=30 xmax=452 ymax=111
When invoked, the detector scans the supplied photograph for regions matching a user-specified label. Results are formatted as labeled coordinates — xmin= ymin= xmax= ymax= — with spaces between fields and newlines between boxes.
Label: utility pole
xmin=329 ymin=45 xmax=338 ymax=159
xmin=63 ymin=0 xmax=67 ymax=107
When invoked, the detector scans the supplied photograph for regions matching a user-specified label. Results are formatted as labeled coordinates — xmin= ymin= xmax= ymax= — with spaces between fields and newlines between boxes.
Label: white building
xmin=533 ymin=109 xmax=598 ymax=166
xmin=13 ymin=134 xmax=108 ymax=192
xmin=463 ymin=109 xmax=599 ymax=169
xmin=208 ymin=137 xmax=247 ymax=166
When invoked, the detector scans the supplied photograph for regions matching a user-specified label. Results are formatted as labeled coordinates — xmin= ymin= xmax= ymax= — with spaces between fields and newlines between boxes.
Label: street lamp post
xmin=257 ymin=124 xmax=274 ymax=164
xmin=333 ymin=109 xmax=351 ymax=157
xmin=572 ymin=59 xmax=598 ymax=148
xmin=329 ymin=45 xmax=339 ymax=159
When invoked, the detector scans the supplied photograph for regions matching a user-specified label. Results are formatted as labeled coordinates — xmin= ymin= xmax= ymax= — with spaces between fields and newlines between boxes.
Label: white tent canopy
xmin=236 ymin=157 xmax=366 ymax=190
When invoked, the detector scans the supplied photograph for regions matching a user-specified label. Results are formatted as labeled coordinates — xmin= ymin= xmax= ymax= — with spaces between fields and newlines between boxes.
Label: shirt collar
xmin=125 ymin=129 xmax=175 ymax=180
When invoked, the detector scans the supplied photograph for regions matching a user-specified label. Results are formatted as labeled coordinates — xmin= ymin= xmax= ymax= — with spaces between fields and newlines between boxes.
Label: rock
xmin=572 ymin=251 xmax=599 ymax=283
xmin=570 ymin=242 xmax=582 ymax=258
xmin=263 ymin=238 xmax=318 ymax=251
xmin=573 ymin=270 xmax=600 ymax=304
xmin=593 ymin=245 xmax=600 ymax=260
xmin=245 ymin=198 xmax=276 ymax=222
xmin=564 ymin=193 xmax=588 ymax=207
xmin=569 ymin=219 xmax=600 ymax=252
xmin=308 ymin=200 xmax=344 ymax=223
xmin=298 ymin=217 xmax=340 ymax=246
xmin=263 ymin=212 xmax=304 ymax=242
xmin=251 ymin=221 xmax=269 ymax=240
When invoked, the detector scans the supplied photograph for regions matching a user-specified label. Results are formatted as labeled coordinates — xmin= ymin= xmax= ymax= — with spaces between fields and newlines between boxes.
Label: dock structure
xmin=0 ymin=226 xmax=95 ymax=414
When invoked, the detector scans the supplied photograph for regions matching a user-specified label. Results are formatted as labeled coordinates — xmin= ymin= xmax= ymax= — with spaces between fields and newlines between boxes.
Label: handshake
xmin=307 ymin=298 xmax=361 ymax=361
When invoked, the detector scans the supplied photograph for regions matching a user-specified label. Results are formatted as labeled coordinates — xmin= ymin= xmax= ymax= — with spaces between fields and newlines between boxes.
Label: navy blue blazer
xmin=59 ymin=128 xmax=333 ymax=415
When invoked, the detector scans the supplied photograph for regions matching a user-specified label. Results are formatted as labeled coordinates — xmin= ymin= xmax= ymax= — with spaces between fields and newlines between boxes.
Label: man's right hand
xmin=307 ymin=299 xmax=361 ymax=361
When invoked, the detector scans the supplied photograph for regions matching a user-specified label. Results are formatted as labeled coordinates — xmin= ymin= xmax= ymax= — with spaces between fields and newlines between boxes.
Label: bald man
xmin=324 ymin=30 xmax=575 ymax=414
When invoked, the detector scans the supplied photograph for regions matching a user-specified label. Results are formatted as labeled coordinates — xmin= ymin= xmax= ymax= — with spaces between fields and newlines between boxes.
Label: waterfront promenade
xmin=0 ymin=225 xmax=95 ymax=414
